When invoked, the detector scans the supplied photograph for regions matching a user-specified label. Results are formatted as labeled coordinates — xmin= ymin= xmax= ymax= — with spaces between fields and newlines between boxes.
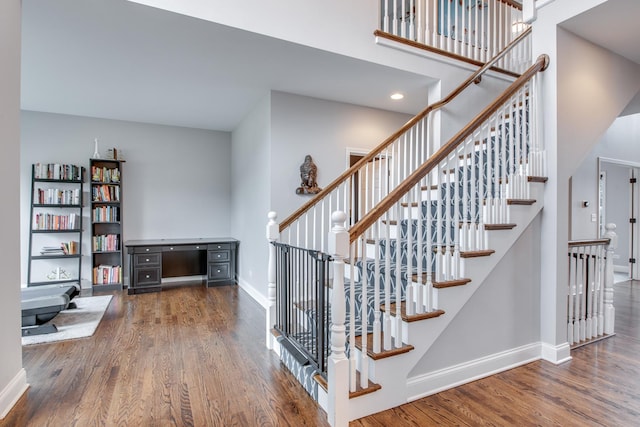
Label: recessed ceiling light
xmin=390 ymin=92 xmax=404 ymax=100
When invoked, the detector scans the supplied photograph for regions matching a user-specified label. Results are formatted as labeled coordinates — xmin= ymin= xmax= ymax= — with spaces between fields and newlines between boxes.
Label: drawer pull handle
xmin=145 ymin=258 xmax=149 ymax=262
xmin=217 ymin=254 xmax=221 ymax=258
xmin=196 ymin=246 xmax=200 ymax=249
xmin=145 ymin=248 xmax=149 ymax=252
xmin=145 ymin=275 xmax=150 ymax=279
xmin=217 ymin=270 xmax=221 ymax=273
xmin=170 ymin=247 xmax=174 ymax=250
xmin=217 ymin=245 xmax=221 ymax=248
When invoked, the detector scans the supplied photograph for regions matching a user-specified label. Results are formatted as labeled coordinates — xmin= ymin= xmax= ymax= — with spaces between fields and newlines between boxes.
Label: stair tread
xmin=460 ymin=249 xmax=495 ymax=258
xmin=411 ymin=273 xmax=472 ymax=288
xmin=350 ymin=371 xmax=382 ymax=399
xmin=354 ymin=332 xmax=414 ymax=360
xmin=528 ymin=176 xmax=548 ymax=183
xmin=314 ymin=374 xmax=328 ymax=392
xmin=484 ymin=223 xmax=517 ymax=230
xmin=507 ymin=199 xmax=536 ymax=205
xmin=381 ymin=301 xmax=445 ymax=322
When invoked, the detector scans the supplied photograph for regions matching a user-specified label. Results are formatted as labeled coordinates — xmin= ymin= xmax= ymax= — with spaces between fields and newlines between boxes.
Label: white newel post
xmin=328 ymin=211 xmax=349 ymax=427
xmin=266 ymin=211 xmax=279 ymax=350
xmin=604 ymin=223 xmax=617 ymax=335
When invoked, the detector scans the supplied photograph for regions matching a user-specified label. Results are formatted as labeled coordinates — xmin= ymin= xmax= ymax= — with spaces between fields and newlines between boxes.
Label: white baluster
xmin=604 ymin=223 xmax=617 ymax=335
xmin=266 ymin=211 xmax=279 ymax=350
xmin=359 ymin=236 xmax=369 ymax=389
xmin=328 ymin=211 xmax=349 ymax=427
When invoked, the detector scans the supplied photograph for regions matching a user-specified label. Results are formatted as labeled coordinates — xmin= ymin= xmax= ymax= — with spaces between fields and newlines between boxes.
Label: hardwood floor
xmin=353 ymin=280 xmax=640 ymax=426
xmin=3 ymin=281 xmax=639 ymax=426
xmin=2 ymin=284 xmax=329 ymax=427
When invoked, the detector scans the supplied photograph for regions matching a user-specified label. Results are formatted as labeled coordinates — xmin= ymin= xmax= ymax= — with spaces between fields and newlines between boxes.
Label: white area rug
xmin=22 ymin=295 xmax=112 ymax=346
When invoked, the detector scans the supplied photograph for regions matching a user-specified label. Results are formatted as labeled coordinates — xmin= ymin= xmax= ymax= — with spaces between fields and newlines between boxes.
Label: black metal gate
xmin=273 ymin=242 xmax=331 ymax=377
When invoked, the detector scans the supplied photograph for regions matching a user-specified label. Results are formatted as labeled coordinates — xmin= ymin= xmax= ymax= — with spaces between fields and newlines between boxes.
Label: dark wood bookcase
xmin=27 ymin=163 xmax=85 ymax=286
xmin=90 ymin=158 xmax=124 ymax=291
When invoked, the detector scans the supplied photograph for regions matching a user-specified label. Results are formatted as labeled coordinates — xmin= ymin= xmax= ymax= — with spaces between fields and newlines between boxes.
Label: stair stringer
xmin=345 ymin=182 xmax=545 ymax=422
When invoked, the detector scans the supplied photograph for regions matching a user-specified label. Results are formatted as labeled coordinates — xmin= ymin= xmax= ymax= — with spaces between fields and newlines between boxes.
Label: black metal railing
xmin=273 ymin=242 xmax=331 ymax=377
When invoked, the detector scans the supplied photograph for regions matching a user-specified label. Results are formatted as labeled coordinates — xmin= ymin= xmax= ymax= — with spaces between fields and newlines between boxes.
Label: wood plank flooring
xmin=353 ymin=280 xmax=640 ymax=426
xmin=2 ymin=284 xmax=329 ymax=427
xmin=2 ymin=280 xmax=639 ymax=426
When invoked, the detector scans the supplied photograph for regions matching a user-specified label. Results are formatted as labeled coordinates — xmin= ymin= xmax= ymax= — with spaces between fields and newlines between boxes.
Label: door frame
xmin=598 ymin=156 xmax=640 ymax=280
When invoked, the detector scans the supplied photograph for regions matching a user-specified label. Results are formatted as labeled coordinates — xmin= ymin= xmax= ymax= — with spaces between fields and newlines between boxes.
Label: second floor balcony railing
xmin=379 ymin=0 xmax=530 ymax=73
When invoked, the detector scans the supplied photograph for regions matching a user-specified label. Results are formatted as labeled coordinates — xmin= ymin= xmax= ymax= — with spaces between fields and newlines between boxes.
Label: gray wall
xmin=570 ymin=113 xmax=640 ymax=270
xmin=0 ymin=0 xmax=27 ymax=418
xmin=410 ymin=217 xmax=541 ymax=375
xmin=231 ymin=94 xmax=272 ymax=305
xmin=233 ymin=91 xmax=412 ymax=303
xmin=20 ymin=111 xmax=232 ymax=287
xmin=270 ymin=91 xmax=412 ymax=222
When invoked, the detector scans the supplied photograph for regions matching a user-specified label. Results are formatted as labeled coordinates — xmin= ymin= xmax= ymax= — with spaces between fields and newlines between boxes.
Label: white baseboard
xmin=0 ymin=368 xmax=28 ymax=420
xmin=541 ymin=341 xmax=572 ymax=364
xmin=407 ymin=343 xmax=541 ymax=401
xmin=238 ymin=277 xmax=268 ymax=309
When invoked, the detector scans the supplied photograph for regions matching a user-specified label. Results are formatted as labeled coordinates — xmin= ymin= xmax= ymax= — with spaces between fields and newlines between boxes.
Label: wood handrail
xmin=568 ymin=239 xmax=611 ymax=247
xmin=373 ymin=30 xmax=521 ymax=79
xmin=279 ymin=27 xmax=532 ymax=232
xmin=349 ymin=54 xmax=549 ymax=243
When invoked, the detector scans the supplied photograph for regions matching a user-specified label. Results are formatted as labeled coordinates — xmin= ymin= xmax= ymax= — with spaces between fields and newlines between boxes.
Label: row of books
xmin=92 ymin=184 xmax=120 ymax=202
xmin=92 ymin=206 xmax=119 ymax=222
xmin=34 ymin=163 xmax=82 ymax=181
xmin=93 ymin=265 xmax=122 ymax=285
xmin=91 ymin=166 xmax=121 ymax=183
xmin=39 ymin=241 xmax=79 ymax=255
xmin=35 ymin=188 xmax=81 ymax=205
xmin=33 ymin=213 xmax=80 ymax=230
xmin=93 ymin=234 xmax=120 ymax=252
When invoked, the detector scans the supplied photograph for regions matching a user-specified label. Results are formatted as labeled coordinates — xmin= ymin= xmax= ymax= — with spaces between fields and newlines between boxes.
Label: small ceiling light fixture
xmin=390 ymin=92 xmax=404 ymax=100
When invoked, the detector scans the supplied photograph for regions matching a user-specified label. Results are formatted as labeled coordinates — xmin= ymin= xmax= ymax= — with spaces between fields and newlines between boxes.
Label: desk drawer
xmin=132 ymin=246 xmax=161 ymax=254
xmin=135 ymin=268 xmax=161 ymax=286
xmin=208 ymin=250 xmax=230 ymax=262
xmin=134 ymin=253 xmax=161 ymax=267
xmin=208 ymin=263 xmax=230 ymax=280
xmin=208 ymin=243 xmax=232 ymax=250
xmin=163 ymin=244 xmax=206 ymax=252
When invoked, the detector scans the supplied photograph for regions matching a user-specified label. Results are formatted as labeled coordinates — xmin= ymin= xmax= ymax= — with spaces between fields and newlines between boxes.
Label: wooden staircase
xmin=267 ymin=36 xmax=550 ymax=425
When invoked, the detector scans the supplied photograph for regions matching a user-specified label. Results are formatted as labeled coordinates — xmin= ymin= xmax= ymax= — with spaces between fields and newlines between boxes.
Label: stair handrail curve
xmin=349 ymin=53 xmax=549 ymax=243
xmin=279 ymin=27 xmax=532 ymax=237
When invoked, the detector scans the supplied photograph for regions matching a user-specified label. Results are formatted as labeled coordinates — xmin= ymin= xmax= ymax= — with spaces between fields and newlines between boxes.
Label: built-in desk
xmin=125 ymin=238 xmax=239 ymax=295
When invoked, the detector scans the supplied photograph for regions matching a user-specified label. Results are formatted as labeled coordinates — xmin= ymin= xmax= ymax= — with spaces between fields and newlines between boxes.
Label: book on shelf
xmin=39 ymin=241 xmax=78 ymax=255
xmin=91 ymin=165 xmax=121 ymax=183
xmin=33 ymin=213 xmax=80 ymax=230
xmin=40 ymin=246 xmax=65 ymax=255
xmin=93 ymin=265 xmax=122 ymax=285
xmin=92 ymin=205 xmax=119 ymax=222
xmin=92 ymin=184 xmax=120 ymax=202
xmin=34 ymin=163 xmax=82 ymax=181
xmin=92 ymin=234 xmax=120 ymax=252
xmin=35 ymin=188 xmax=81 ymax=205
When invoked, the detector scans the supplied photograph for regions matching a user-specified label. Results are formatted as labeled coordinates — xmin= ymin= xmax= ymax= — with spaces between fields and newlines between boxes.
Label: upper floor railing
xmin=378 ymin=0 xmax=530 ymax=73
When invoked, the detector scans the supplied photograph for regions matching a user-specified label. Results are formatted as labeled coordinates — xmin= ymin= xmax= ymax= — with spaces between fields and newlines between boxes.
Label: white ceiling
xmin=21 ymin=0 xmax=433 ymax=132
xmin=21 ymin=0 xmax=640 ymax=131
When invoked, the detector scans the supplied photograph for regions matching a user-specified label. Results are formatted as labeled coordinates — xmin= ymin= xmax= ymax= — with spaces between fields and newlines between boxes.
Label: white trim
xmin=535 ymin=0 xmax=557 ymax=9
xmin=406 ymin=343 xmax=541 ymax=401
xmin=375 ymin=36 xmax=516 ymax=83
xmin=0 ymin=368 xmax=28 ymax=420
xmin=541 ymin=341 xmax=572 ymax=364
xmin=238 ymin=277 xmax=268 ymax=308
